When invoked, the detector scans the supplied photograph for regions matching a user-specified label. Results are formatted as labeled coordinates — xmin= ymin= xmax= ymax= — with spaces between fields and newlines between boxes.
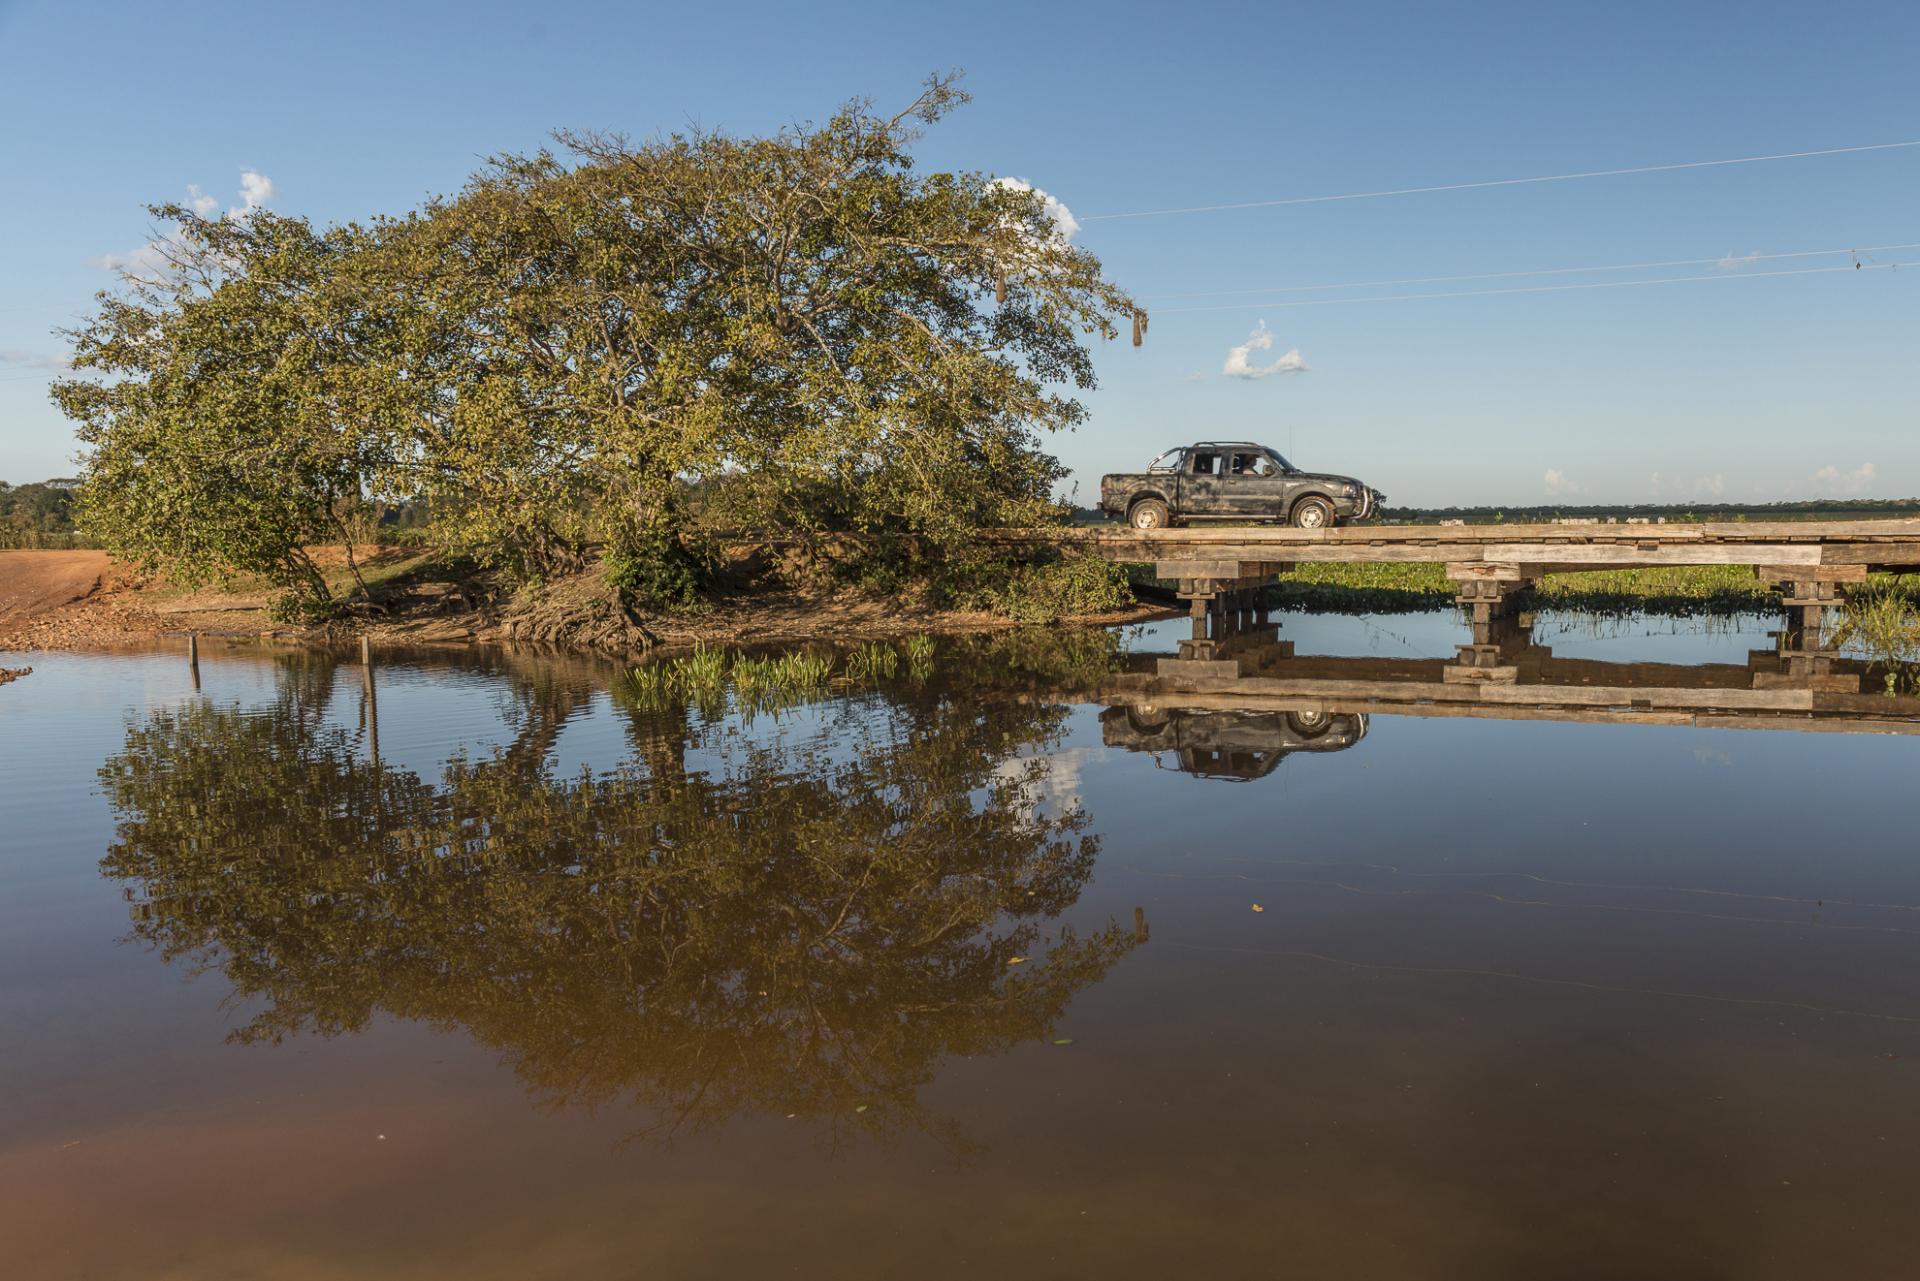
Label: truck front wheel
xmin=1290 ymin=496 xmax=1335 ymax=529
xmin=1129 ymin=498 xmax=1170 ymax=530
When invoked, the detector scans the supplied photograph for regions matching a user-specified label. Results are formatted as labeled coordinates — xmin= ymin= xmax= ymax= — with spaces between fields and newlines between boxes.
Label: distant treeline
xmin=0 ymin=479 xmax=437 ymax=550
xmin=0 ymin=479 xmax=86 ymax=548
xmin=1382 ymin=499 xmax=1920 ymax=524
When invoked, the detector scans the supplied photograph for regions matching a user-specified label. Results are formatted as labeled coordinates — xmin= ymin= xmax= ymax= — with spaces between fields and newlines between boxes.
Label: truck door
xmin=1227 ymin=449 xmax=1290 ymax=520
xmin=1186 ymin=448 xmax=1227 ymax=514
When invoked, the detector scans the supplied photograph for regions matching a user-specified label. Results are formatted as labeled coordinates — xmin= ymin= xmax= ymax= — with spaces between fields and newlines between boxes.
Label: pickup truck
xmin=1099 ymin=441 xmax=1383 ymax=529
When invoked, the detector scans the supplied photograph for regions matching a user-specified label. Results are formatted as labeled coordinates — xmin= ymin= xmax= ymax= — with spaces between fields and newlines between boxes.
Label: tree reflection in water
xmin=96 ymin=649 xmax=1141 ymax=1145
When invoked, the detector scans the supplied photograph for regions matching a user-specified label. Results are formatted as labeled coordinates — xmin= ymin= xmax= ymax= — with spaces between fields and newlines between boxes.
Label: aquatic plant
xmin=680 ymin=643 xmax=728 ymax=697
xmin=1833 ymin=588 xmax=1920 ymax=693
xmin=1237 ymin=563 xmax=1915 ymax=620
xmin=844 ymin=641 xmax=899 ymax=682
xmin=623 ymin=660 xmax=679 ymax=711
xmin=778 ymin=650 xmax=835 ymax=690
xmin=624 ymin=639 xmax=917 ymax=720
xmin=901 ymin=634 xmax=936 ymax=680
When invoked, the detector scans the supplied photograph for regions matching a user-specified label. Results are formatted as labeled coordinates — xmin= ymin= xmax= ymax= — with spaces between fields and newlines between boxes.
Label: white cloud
xmin=1543 ymin=468 xmax=1579 ymax=496
xmin=1222 ymin=321 xmax=1307 ymax=380
xmin=0 ymin=349 xmax=71 ymax=373
xmin=1812 ymin=462 xmax=1878 ymax=495
xmin=97 ymin=237 xmax=181 ymax=282
xmin=1694 ymin=473 xmax=1726 ymax=497
xmin=1649 ymin=471 xmax=1665 ymax=496
xmin=1717 ymin=249 xmax=1759 ymax=271
xmin=234 ymin=170 xmax=274 ymax=219
xmin=1183 ymin=370 xmax=1207 ymax=383
xmin=990 ymin=176 xmax=1079 ymax=243
xmin=97 ymin=171 xmax=276 ymax=281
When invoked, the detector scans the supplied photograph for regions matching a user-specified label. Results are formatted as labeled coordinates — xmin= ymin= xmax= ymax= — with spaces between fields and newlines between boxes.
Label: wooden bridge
xmin=1008 ymin=517 xmax=1920 ymax=660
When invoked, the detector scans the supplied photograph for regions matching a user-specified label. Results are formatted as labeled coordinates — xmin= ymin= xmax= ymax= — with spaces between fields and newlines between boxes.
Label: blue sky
xmin=1 ymin=0 xmax=1915 ymax=504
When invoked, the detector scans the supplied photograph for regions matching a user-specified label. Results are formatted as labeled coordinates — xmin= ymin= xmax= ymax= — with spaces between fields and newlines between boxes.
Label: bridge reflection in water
xmin=1100 ymin=607 xmax=1920 ymax=779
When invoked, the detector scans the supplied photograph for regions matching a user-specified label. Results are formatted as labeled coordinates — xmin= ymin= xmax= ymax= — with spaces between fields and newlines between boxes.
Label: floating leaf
xmin=1250 ymin=904 xmax=1265 ymax=913
xmin=1008 ymin=956 xmax=1028 ymax=965
xmin=1052 ymin=1038 xmax=1074 ymax=1046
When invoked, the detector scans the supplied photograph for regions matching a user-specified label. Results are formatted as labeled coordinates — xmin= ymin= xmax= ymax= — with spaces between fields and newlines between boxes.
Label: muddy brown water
xmin=3 ymin=611 xmax=1919 ymax=1279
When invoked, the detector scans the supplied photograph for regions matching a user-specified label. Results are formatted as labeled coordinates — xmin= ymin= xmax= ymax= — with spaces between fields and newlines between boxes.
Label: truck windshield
xmin=1146 ymin=448 xmax=1185 ymax=472
xmin=1267 ymin=450 xmax=1294 ymax=472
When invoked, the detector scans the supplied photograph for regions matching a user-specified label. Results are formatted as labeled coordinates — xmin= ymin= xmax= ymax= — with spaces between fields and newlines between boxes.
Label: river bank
xmin=8 ymin=546 xmax=1914 ymax=658
xmin=0 ymin=547 xmax=1167 ymax=655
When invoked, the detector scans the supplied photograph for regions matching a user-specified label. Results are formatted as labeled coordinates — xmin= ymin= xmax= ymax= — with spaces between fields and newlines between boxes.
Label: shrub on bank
xmin=942 ymin=553 xmax=1134 ymax=624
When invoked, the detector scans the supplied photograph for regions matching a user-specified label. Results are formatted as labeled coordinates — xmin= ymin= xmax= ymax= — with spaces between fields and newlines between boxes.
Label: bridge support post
xmin=1442 ymin=564 xmax=1538 ymax=681
xmin=1773 ymin=576 xmax=1855 ymax=651
xmin=1445 ymin=563 xmax=1534 ymax=621
xmin=1161 ymin=561 xmax=1292 ymax=626
xmin=1750 ymin=568 xmax=1865 ymax=691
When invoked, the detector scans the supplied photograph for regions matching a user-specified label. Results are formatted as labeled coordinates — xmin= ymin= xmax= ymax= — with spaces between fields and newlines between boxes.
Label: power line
xmin=1151 ymin=242 xmax=1920 ymax=300
xmin=1153 ymin=259 xmax=1917 ymax=315
xmin=1082 ymin=139 xmax=1920 ymax=222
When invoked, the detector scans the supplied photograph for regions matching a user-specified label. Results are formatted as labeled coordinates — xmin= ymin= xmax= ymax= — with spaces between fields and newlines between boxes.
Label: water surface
xmin=4 ymin=614 xmax=1918 ymax=1279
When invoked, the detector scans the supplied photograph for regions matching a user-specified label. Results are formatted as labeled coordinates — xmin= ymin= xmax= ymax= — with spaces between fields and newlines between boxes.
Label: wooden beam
xmin=1755 ymin=564 xmax=1869 ymax=582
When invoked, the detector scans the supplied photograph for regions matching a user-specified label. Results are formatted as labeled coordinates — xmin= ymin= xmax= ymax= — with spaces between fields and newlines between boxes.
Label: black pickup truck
xmin=1099 ymin=441 xmax=1383 ymax=529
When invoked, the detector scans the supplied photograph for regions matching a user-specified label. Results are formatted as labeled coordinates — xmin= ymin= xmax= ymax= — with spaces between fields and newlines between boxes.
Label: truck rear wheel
xmin=1290 ymin=496 xmax=1335 ymax=529
xmin=1129 ymin=498 xmax=1170 ymax=530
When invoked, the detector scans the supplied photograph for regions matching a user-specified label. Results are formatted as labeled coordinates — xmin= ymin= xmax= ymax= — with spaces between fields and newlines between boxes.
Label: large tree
xmin=55 ymin=74 xmax=1139 ymax=613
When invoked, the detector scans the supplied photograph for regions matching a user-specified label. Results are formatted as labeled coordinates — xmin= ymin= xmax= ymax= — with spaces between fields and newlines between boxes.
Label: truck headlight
xmin=1342 ymin=483 xmax=1358 ymax=496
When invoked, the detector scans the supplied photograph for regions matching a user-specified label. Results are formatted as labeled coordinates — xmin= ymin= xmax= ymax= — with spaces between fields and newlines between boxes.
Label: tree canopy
xmin=54 ymin=74 xmax=1139 ymax=615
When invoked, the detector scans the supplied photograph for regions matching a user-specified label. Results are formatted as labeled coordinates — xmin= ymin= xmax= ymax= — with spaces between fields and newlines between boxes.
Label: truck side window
xmin=1231 ymin=452 xmax=1273 ymax=477
xmin=1190 ymin=451 xmax=1221 ymax=476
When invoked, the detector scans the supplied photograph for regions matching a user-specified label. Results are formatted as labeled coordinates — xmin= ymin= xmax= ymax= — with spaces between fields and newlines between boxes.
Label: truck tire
xmin=1286 ymin=710 xmax=1332 ymax=738
xmin=1290 ymin=496 xmax=1335 ymax=529
xmin=1129 ymin=498 xmax=1170 ymax=530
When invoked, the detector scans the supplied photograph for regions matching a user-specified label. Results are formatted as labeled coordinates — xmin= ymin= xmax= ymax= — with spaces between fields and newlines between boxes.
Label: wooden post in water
xmin=187 ymin=631 xmax=200 ymax=690
xmin=359 ymin=634 xmax=372 ymax=666
xmin=361 ymin=656 xmax=380 ymax=766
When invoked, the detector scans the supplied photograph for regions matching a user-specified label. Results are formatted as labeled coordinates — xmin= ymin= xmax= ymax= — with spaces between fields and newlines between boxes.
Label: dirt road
xmin=0 ymin=550 xmax=111 ymax=627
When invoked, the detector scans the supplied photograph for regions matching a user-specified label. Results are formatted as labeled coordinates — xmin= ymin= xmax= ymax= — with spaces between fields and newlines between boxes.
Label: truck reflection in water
xmin=1099 ymin=704 xmax=1367 ymax=780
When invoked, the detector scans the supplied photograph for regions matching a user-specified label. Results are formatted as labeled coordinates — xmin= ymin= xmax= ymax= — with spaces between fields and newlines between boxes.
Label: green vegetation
xmin=625 ymin=642 xmax=872 ymax=715
xmin=620 ymin=627 xmax=1125 ymax=718
xmin=943 ymin=551 xmax=1134 ymax=623
xmin=1258 ymin=562 xmax=1455 ymax=612
xmin=1833 ymin=587 xmax=1920 ymax=693
xmin=0 ymin=480 xmax=85 ymax=549
xmin=1527 ymin=566 xmax=1783 ymax=615
xmin=1169 ymin=562 xmax=1920 ymax=618
xmin=53 ymin=73 xmax=1137 ymax=623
